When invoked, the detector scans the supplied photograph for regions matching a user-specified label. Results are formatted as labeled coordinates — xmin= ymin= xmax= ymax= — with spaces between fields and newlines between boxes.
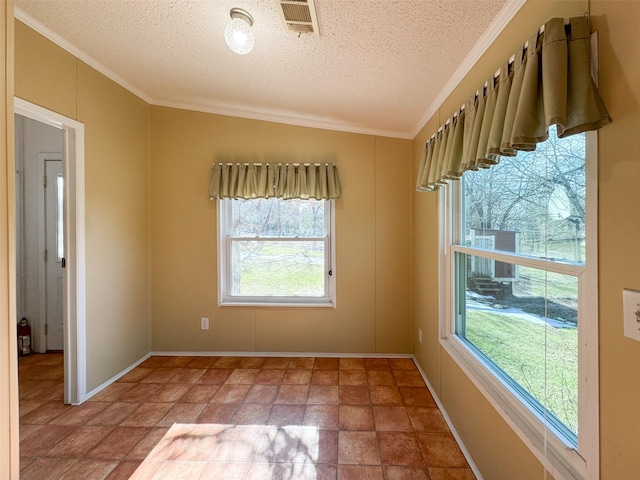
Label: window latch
xmin=328 ymin=269 xmax=333 ymax=276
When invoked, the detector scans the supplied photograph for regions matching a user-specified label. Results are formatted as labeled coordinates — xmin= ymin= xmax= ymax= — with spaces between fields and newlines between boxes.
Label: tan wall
xmin=14 ymin=21 xmax=151 ymax=391
xmin=411 ymin=113 xmax=441 ymax=393
xmin=1 ymin=2 xmax=19 ymax=479
xmin=590 ymin=2 xmax=640 ymax=478
xmin=149 ymin=106 xmax=412 ymax=354
xmin=412 ymin=0 xmax=640 ymax=478
xmin=374 ymin=136 xmax=412 ymax=352
xmin=14 ymin=20 xmax=76 ymax=119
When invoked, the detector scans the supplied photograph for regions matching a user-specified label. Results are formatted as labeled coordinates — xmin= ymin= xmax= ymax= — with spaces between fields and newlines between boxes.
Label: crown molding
xmin=410 ymin=0 xmax=527 ymax=139
xmin=14 ymin=7 xmax=152 ymax=104
xmin=151 ymin=98 xmax=413 ymax=139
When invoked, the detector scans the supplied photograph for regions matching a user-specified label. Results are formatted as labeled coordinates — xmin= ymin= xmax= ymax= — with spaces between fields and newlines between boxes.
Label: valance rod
xmin=223 ymin=162 xmax=334 ymax=167
xmin=416 ymin=15 xmax=610 ymax=192
xmin=490 ymin=15 xmax=580 ymax=81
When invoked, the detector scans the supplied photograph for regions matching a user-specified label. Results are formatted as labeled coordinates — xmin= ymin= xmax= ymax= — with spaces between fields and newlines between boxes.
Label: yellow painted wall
xmin=412 ymin=0 xmax=640 ymax=478
xmin=77 ymin=61 xmax=150 ymax=390
xmin=14 ymin=21 xmax=151 ymax=391
xmin=14 ymin=21 xmax=75 ymax=119
xmin=149 ymin=106 xmax=412 ymax=354
xmin=374 ymin=136 xmax=412 ymax=352
xmin=1 ymin=2 xmax=19 ymax=479
xmin=590 ymin=2 xmax=640 ymax=478
xmin=411 ymin=113 xmax=441 ymax=393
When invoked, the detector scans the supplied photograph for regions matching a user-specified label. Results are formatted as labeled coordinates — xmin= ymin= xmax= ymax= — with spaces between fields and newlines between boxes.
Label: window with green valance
xmin=416 ymin=15 xmax=610 ymax=192
xmin=209 ymin=162 xmax=341 ymax=200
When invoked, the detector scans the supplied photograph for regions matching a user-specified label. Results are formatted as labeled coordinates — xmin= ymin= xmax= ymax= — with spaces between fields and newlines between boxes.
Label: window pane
xmin=463 ymin=128 xmax=585 ymax=264
xmin=231 ymin=240 xmax=325 ymax=296
xmin=456 ymin=253 xmax=578 ymax=440
xmin=231 ymin=198 xmax=325 ymax=237
xmin=56 ymin=174 xmax=64 ymax=261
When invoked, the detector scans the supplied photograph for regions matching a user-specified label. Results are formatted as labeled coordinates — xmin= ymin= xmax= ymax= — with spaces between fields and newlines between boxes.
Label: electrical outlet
xmin=200 ymin=317 xmax=209 ymax=330
xmin=418 ymin=328 xmax=423 ymax=344
xmin=623 ymin=289 xmax=640 ymax=341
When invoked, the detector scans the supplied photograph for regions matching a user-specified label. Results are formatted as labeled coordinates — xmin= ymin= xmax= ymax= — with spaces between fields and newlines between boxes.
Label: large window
xmin=441 ymin=127 xmax=598 ymax=479
xmin=218 ymin=197 xmax=335 ymax=306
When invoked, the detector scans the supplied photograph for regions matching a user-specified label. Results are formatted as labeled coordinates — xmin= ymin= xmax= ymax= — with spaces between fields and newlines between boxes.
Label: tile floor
xmin=19 ymin=353 xmax=476 ymax=479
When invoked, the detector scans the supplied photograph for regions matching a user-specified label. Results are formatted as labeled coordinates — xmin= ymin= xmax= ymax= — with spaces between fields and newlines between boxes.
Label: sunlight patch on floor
xmin=130 ymin=423 xmax=321 ymax=479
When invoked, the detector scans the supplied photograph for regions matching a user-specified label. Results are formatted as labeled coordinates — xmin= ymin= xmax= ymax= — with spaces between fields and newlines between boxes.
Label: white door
xmin=45 ymin=160 xmax=64 ymax=351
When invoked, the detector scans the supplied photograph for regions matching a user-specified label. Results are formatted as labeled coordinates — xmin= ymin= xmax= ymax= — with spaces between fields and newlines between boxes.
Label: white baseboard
xmin=412 ymin=355 xmax=484 ymax=480
xmin=151 ymin=350 xmax=414 ymax=358
xmin=82 ymin=352 xmax=152 ymax=402
xmin=82 ymin=350 xmax=412 ymax=402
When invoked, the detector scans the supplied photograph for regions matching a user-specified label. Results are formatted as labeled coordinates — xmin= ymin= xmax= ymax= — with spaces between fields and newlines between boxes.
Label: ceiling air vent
xmin=274 ymin=0 xmax=320 ymax=36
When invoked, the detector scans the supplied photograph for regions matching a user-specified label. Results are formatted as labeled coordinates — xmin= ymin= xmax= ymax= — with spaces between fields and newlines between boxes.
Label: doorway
xmin=15 ymin=117 xmax=64 ymax=354
xmin=14 ymin=98 xmax=87 ymax=405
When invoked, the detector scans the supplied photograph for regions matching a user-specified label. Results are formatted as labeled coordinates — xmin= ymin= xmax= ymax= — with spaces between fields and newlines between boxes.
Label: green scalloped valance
xmin=209 ymin=162 xmax=341 ymax=200
xmin=416 ymin=15 xmax=610 ymax=192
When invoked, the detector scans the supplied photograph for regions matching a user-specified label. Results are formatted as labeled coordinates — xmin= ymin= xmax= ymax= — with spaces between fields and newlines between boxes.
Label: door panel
xmin=45 ymin=160 xmax=64 ymax=351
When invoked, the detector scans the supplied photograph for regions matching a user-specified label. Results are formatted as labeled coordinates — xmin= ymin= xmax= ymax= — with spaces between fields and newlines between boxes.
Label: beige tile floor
xmin=19 ymin=353 xmax=476 ymax=479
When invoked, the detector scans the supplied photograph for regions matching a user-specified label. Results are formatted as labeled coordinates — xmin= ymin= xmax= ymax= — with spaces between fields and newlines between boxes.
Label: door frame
xmin=15 ymin=98 xmax=86 ymax=405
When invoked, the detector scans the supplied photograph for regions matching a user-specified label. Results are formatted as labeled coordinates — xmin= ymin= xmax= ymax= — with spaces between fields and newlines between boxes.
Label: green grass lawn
xmin=465 ymin=308 xmax=578 ymax=434
xmin=234 ymin=242 xmax=325 ymax=296
xmin=239 ymin=260 xmax=324 ymax=295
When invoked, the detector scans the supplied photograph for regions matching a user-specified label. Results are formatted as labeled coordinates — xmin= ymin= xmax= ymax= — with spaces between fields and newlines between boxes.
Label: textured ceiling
xmin=14 ymin=0 xmax=513 ymax=138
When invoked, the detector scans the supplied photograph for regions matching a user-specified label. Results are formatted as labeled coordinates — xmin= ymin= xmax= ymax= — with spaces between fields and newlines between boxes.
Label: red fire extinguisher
xmin=18 ymin=317 xmax=32 ymax=356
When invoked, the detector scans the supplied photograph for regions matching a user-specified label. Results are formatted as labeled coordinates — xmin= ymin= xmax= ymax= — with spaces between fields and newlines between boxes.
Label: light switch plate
xmin=623 ymin=289 xmax=640 ymax=341
xmin=200 ymin=317 xmax=209 ymax=330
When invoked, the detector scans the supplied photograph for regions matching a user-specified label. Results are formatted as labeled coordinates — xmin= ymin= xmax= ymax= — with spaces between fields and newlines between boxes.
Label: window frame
xmin=438 ymin=130 xmax=599 ymax=480
xmin=217 ymin=197 xmax=336 ymax=307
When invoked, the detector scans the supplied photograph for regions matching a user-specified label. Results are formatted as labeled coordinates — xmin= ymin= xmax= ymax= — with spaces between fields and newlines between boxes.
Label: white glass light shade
xmin=225 ymin=17 xmax=255 ymax=55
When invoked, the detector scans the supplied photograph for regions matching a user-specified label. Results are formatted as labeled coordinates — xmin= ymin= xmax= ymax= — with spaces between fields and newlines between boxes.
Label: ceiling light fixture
xmin=224 ymin=8 xmax=255 ymax=55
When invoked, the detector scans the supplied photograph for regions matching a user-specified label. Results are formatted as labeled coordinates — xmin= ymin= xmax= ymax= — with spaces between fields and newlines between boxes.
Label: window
xmin=56 ymin=173 xmax=64 ymax=261
xmin=441 ymin=127 xmax=598 ymax=479
xmin=218 ymin=197 xmax=335 ymax=306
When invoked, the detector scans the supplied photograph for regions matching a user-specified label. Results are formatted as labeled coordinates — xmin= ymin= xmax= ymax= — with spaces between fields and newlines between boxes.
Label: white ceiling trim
xmin=14 ymin=7 xmax=153 ymax=105
xmin=409 ymin=0 xmax=527 ymax=139
xmin=152 ymin=98 xmax=414 ymax=140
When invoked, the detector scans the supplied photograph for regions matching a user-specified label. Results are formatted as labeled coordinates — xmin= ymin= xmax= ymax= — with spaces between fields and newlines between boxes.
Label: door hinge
xmin=43 ymin=174 xmax=47 ymax=188
xmin=44 ymin=249 xmax=48 ymax=261
xmin=44 ymin=323 xmax=48 ymax=335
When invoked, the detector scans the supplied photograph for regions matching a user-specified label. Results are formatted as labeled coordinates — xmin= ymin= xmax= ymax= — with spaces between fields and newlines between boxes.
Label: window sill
xmin=439 ymin=334 xmax=587 ymax=480
xmin=219 ymin=298 xmax=335 ymax=308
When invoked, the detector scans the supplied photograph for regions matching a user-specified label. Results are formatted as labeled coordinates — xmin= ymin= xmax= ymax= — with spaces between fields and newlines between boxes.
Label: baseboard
xmin=82 ymin=350 xmax=412 ymax=401
xmin=82 ymin=351 xmax=152 ymax=402
xmin=151 ymin=351 xmax=414 ymax=358
xmin=411 ymin=355 xmax=484 ymax=480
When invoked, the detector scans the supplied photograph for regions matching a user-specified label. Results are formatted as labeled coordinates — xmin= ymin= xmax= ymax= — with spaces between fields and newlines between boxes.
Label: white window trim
xmin=217 ymin=198 xmax=336 ymax=308
xmin=438 ymin=130 xmax=599 ymax=480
